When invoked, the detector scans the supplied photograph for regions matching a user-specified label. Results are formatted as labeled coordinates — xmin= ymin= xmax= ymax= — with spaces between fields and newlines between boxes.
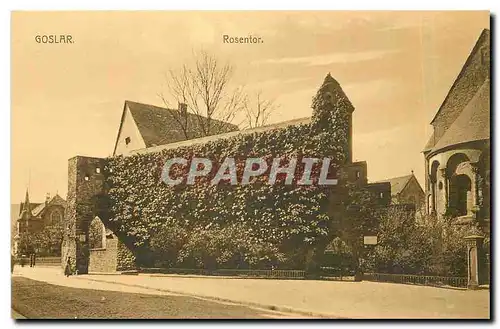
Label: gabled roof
xmin=375 ymin=174 xmax=414 ymax=196
xmin=31 ymin=194 xmax=66 ymax=217
xmin=430 ymin=79 xmax=490 ymax=154
xmin=113 ymin=101 xmax=239 ymax=154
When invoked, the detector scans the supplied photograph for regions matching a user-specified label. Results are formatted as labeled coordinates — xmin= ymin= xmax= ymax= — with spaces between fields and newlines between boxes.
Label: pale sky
xmin=11 ymin=11 xmax=489 ymax=202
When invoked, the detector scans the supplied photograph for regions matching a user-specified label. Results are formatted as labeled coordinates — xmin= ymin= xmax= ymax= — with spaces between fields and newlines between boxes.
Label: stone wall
xmin=116 ymin=241 xmax=136 ymax=271
xmin=342 ymin=161 xmax=368 ymax=186
xmin=366 ymin=182 xmax=392 ymax=207
xmin=88 ymin=236 xmax=118 ymax=273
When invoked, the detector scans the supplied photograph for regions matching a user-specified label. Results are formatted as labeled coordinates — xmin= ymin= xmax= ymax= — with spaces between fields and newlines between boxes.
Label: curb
xmin=74 ymin=276 xmax=343 ymax=319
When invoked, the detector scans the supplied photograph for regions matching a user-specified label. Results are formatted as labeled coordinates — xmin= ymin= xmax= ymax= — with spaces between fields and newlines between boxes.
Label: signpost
xmin=363 ymin=235 xmax=378 ymax=245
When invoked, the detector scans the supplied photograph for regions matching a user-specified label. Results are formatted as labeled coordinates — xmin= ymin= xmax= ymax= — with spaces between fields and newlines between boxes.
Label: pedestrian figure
xmin=30 ymin=253 xmax=36 ymax=267
xmin=29 ymin=253 xmax=34 ymax=267
xmin=65 ymin=257 xmax=72 ymax=277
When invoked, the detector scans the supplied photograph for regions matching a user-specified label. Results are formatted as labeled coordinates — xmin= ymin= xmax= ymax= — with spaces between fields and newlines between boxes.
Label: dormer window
xmin=125 ymin=137 xmax=131 ymax=145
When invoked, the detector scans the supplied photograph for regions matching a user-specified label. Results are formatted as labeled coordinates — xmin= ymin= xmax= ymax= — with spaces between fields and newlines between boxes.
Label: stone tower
xmin=311 ymin=73 xmax=355 ymax=164
xmin=62 ymin=156 xmax=106 ymax=274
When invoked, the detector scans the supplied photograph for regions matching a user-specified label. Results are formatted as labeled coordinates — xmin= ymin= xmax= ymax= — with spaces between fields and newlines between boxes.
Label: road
xmin=13 ymin=266 xmax=490 ymax=319
xmin=12 ymin=277 xmax=309 ymax=319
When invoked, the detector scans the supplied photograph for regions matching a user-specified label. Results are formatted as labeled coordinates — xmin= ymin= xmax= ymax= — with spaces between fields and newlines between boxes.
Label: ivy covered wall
xmin=101 ymin=74 xmax=356 ymax=270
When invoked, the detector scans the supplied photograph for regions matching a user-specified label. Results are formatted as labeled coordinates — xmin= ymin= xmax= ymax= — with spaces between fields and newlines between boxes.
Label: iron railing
xmin=214 ymin=269 xmax=305 ymax=279
xmin=141 ymin=267 xmax=305 ymax=279
xmin=363 ymin=272 xmax=468 ymax=288
xmin=14 ymin=256 xmax=61 ymax=267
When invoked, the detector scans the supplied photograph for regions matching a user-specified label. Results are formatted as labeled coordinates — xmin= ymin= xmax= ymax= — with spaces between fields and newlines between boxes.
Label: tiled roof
xmin=30 ymin=194 xmax=67 ymax=217
xmin=131 ymin=117 xmax=311 ymax=156
xmin=424 ymin=29 xmax=490 ymax=153
xmin=125 ymin=101 xmax=239 ymax=148
xmin=430 ymin=29 xmax=490 ymax=125
xmin=18 ymin=202 xmax=41 ymax=216
xmin=375 ymin=174 xmax=414 ymax=196
xmin=30 ymin=203 xmax=46 ymax=217
xmin=423 ymin=133 xmax=435 ymax=152
xmin=430 ymin=79 xmax=490 ymax=153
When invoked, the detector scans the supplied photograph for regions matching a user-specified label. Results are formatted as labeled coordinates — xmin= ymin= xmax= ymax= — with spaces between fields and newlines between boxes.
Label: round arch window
xmin=438 ymin=182 xmax=443 ymax=190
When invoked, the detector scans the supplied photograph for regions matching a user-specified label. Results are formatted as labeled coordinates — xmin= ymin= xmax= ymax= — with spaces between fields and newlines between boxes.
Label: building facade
xmin=14 ymin=190 xmax=66 ymax=256
xmin=113 ymin=101 xmax=238 ymax=156
xmin=423 ymin=29 xmax=490 ymax=233
xmin=376 ymin=173 xmax=425 ymax=209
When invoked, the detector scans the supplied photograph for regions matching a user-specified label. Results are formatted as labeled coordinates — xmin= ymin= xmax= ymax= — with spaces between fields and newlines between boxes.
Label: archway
xmin=449 ymin=174 xmax=472 ymax=216
xmin=89 ymin=217 xmax=106 ymax=250
xmin=446 ymin=153 xmax=472 ymax=217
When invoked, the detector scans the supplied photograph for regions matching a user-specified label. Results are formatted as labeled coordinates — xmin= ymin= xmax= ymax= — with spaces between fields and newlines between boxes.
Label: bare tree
xmin=241 ymin=90 xmax=278 ymax=129
xmin=159 ymin=50 xmax=247 ymax=138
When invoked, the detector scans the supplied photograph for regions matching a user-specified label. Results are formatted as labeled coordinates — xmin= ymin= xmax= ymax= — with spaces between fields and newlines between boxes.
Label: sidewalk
xmin=13 ymin=266 xmax=490 ymax=319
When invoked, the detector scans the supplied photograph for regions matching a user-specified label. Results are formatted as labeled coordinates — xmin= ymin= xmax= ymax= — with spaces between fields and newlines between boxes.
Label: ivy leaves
xmin=105 ymin=74 xmax=352 ymax=268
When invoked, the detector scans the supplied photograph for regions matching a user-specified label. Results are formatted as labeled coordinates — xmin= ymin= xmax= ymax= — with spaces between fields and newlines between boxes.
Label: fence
xmin=363 ymin=272 xmax=468 ymax=288
xmin=319 ymin=266 xmax=356 ymax=280
xmin=140 ymin=267 xmax=305 ymax=279
xmin=14 ymin=256 xmax=61 ymax=267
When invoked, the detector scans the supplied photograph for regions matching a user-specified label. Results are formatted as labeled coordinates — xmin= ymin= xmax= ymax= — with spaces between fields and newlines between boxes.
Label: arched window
xmin=50 ymin=209 xmax=63 ymax=224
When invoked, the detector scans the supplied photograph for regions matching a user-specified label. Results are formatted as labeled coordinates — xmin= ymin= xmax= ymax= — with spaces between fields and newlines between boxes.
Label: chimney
xmin=178 ymin=102 xmax=187 ymax=115
xmin=45 ymin=192 xmax=51 ymax=205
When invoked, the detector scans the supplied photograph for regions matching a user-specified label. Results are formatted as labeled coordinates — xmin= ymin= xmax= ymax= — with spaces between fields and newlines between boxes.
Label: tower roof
xmin=429 ymin=79 xmax=490 ymax=154
xmin=18 ymin=189 xmax=32 ymax=220
xmin=424 ymin=29 xmax=490 ymax=154
xmin=317 ymin=73 xmax=355 ymax=113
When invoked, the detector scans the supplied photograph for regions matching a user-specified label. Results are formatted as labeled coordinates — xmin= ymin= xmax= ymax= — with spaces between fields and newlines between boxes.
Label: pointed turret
xmin=311 ymin=73 xmax=355 ymax=163
xmin=312 ymin=73 xmax=354 ymax=117
xmin=19 ymin=189 xmax=32 ymax=221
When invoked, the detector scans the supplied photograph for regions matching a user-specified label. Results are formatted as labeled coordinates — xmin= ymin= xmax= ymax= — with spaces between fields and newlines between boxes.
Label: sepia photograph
xmin=10 ymin=10 xmax=490 ymax=319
